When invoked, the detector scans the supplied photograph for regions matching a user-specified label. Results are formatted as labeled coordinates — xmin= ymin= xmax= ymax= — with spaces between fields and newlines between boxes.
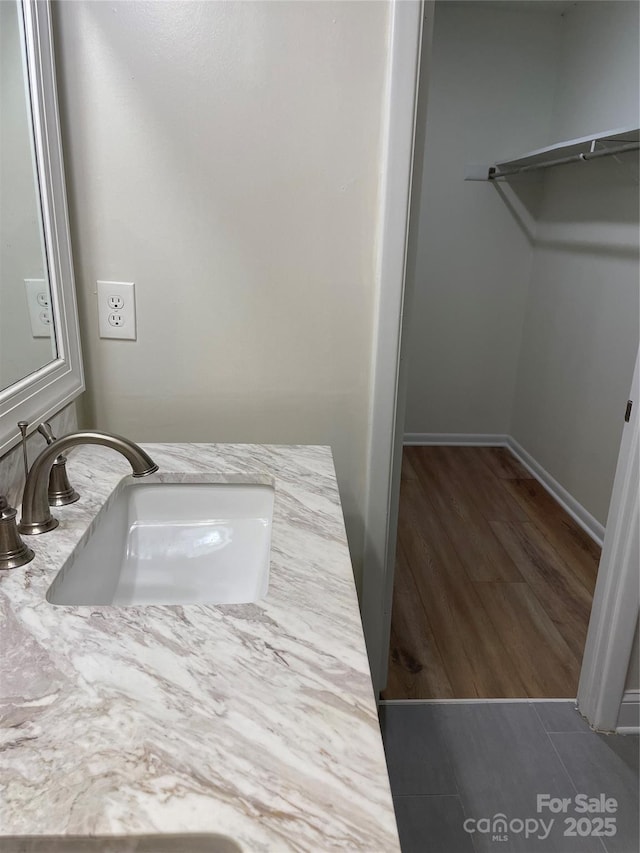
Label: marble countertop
xmin=0 ymin=443 xmax=399 ymax=851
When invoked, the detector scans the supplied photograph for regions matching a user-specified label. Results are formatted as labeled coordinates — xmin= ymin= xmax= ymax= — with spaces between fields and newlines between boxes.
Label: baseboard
xmin=616 ymin=690 xmax=640 ymax=733
xmin=403 ymin=432 xmax=510 ymax=447
xmin=506 ymin=437 xmax=605 ymax=547
xmin=402 ymin=432 xmax=605 ymax=547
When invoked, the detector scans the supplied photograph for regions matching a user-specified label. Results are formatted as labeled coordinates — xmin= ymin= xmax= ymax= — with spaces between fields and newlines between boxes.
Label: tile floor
xmin=380 ymin=701 xmax=639 ymax=853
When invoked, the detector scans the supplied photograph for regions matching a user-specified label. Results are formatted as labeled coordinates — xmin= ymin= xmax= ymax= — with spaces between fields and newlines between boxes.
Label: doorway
xmin=363 ymin=0 xmax=640 ymax=724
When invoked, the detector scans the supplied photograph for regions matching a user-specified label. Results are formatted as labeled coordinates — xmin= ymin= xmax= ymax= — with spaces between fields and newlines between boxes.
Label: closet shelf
xmin=465 ymin=126 xmax=639 ymax=181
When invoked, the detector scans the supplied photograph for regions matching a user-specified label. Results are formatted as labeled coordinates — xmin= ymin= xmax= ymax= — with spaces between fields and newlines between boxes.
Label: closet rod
xmin=489 ymin=140 xmax=640 ymax=179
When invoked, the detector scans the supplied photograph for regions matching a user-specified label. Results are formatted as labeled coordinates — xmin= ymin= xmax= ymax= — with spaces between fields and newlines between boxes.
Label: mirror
xmin=0 ymin=0 xmax=83 ymax=457
xmin=1 ymin=0 xmax=57 ymax=389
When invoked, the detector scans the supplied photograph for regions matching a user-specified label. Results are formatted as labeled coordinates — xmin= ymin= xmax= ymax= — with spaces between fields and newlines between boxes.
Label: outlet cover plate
xmin=97 ymin=281 xmax=136 ymax=340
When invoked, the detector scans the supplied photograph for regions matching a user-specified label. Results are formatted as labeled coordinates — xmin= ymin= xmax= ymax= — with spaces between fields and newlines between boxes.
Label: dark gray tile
xmin=433 ymin=703 xmax=603 ymax=852
xmin=392 ymin=795 xmax=475 ymax=853
xmin=550 ymin=732 xmax=639 ymax=853
xmin=533 ymin=701 xmax=593 ymax=733
xmin=379 ymin=704 xmax=458 ymax=796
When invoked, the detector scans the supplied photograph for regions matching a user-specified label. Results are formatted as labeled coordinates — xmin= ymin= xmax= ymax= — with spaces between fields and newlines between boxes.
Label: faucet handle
xmin=0 ymin=495 xmax=34 ymax=570
xmin=37 ymin=422 xmax=56 ymax=444
xmin=36 ymin=423 xmax=80 ymax=507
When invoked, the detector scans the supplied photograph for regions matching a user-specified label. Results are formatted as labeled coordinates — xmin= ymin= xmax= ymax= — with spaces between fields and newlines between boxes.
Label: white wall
xmin=404 ymin=2 xmax=561 ymax=435
xmin=512 ymin=1 xmax=640 ymax=525
xmin=549 ymin=0 xmax=640 ymax=140
xmin=0 ymin=0 xmax=53 ymax=389
xmin=53 ymin=0 xmax=390 ymax=587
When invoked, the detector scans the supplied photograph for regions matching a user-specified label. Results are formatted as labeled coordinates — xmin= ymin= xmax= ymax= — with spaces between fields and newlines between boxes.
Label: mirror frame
xmin=0 ymin=0 xmax=84 ymax=457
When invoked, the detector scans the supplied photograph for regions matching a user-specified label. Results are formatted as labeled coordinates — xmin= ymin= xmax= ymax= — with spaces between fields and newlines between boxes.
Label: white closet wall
xmin=511 ymin=1 xmax=640 ymax=526
xmin=403 ymin=2 xmax=561 ymax=436
xmin=549 ymin=1 xmax=640 ymax=140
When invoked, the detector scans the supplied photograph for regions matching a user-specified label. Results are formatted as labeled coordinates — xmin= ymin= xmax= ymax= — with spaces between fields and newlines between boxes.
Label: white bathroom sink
xmin=46 ymin=478 xmax=274 ymax=607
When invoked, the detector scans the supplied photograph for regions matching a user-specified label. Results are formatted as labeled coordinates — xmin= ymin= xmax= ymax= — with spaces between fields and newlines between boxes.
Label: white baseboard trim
xmin=404 ymin=432 xmax=509 ymax=446
xmin=402 ymin=432 xmax=605 ymax=547
xmin=506 ymin=437 xmax=605 ymax=548
xmin=616 ymin=690 xmax=640 ymax=733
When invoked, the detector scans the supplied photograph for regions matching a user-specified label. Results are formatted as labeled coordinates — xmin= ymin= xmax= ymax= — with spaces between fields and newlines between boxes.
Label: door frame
xmin=362 ymin=0 xmax=428 ymax=697
xmin=363 ymin=0 xmax=640 ymax=730
xmin=577 ymin=350 xmax=639 ymax=732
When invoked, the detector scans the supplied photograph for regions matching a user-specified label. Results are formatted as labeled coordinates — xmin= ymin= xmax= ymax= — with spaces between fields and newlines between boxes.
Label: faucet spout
xmin=19 ymin=430 xmax=158 ymax=535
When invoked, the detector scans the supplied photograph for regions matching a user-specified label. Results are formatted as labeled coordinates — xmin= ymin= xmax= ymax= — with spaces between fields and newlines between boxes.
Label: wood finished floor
xmin=383 ymin=446 xmax=601 ymax=700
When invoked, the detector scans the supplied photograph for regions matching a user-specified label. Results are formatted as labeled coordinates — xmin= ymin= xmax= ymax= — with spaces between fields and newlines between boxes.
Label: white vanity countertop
xmin=0 ymin=443 xmax=400 ymax=851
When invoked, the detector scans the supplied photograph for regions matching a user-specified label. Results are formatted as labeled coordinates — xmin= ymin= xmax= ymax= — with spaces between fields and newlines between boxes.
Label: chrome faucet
xmin=19 ymin=430 xmax=159 ymax=535
xmin=37 ymin=421 xmax=80 ymax=507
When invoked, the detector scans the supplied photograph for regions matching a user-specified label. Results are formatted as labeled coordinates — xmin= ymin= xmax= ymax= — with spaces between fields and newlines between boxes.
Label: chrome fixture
xmin=488 ymin=137 xmax=640 ymax=180
xmin=0 ymin=495 xmax=34 ymax=570
xmin=37 ymin=422 xmax=80 ymax=507
xmin=19 ymin=431 xmax=159 ymax=535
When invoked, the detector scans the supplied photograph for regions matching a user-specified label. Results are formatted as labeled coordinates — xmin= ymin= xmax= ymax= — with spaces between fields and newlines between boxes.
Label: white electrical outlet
xmin=97 ymin=281 xmax=136 ymax=340
xmin=24 ymin=279 xmax=54 ymax=337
